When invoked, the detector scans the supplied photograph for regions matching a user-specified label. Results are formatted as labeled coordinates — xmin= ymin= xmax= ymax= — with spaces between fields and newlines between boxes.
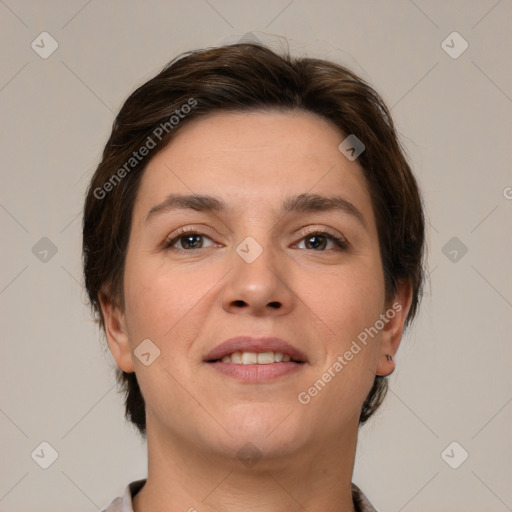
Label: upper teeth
xmin=220 ymin=352 xmax=292 ymax=364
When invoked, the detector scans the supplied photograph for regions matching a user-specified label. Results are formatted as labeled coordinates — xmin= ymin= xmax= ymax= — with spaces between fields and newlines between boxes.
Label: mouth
xmin=208 ymin=351 xmax=304 ymax=364
xmin=204 ymin=336 xmax=307 ymax=382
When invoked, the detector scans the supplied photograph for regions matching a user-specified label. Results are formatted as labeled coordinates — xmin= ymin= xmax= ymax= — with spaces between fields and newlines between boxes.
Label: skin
xmin=100 ymin=110 xmax=412 ymax=512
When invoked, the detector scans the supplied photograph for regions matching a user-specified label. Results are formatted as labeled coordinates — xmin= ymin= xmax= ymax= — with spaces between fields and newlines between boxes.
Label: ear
xmin=98 ymin=287 xmax=135 ymax=373
xmin=375 ymin=279 xmax=413 ymax=377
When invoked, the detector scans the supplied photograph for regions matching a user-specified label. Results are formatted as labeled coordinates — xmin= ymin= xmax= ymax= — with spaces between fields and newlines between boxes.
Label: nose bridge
xmin=234 ymin=229 xmax=279 ymax=288
xmin=222 ymin=226 xmax=293 ymax=313
xmin=230 ymin=207 xmax=277 ymax=267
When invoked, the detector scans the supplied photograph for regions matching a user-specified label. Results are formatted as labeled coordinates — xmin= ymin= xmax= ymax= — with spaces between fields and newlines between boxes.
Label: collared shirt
xmin=102 ymin=479 xmax=378 ymax=512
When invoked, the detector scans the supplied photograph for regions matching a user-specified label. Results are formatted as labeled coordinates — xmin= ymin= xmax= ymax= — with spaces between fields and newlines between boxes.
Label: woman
xmin=83 ymin=41 xmax=425 ymax=512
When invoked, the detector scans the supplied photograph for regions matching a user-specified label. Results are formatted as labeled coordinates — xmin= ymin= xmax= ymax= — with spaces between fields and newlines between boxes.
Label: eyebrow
xmin=145 ymin=192 xmax=367 ymax=229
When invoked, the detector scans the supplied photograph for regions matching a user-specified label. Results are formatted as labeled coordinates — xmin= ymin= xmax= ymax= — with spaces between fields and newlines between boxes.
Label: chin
xmin=213 ymin=402 xmax=310 ymax=458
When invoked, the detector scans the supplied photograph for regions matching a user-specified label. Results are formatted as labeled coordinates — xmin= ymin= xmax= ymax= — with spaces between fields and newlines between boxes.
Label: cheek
xmin=302 ymin=261 xmax=385 ymax=341
xmin=298 ymin=266 xmax=384 ymax=422
xmin=122 ymin=251 xmax=218 ymax=341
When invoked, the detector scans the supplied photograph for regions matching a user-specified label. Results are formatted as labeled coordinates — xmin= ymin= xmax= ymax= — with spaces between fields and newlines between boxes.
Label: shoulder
xmin=102 ymin=479 xmax=147 ymax=512
xmin=352 ymin=483 xmax=379 ymax=512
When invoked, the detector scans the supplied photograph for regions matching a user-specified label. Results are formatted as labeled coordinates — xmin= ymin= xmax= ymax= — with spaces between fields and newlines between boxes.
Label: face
xmin=102 ymin=110 xmax=410 ymax=464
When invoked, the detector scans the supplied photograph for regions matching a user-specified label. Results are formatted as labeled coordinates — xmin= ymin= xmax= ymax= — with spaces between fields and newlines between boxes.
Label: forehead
xmin=133 ymin=110 xmax=374 ymax=223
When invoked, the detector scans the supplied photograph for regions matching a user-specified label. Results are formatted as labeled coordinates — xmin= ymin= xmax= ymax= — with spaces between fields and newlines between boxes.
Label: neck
xmin=133 ymin=419 xmax=358 ymax=512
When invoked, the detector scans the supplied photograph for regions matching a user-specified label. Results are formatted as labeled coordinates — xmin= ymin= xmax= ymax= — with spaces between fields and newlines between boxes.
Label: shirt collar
xmin=103 ymin=479 xmax=378 ymax=512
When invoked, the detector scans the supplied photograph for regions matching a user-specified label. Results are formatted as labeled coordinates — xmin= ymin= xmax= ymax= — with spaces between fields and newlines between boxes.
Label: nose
xmin=221 ymin=237 xmax=295 ymax=317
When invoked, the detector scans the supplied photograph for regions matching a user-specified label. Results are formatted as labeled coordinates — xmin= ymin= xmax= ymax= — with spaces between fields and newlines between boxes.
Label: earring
xmin=386 ymin=354 xmax=393 ymax=362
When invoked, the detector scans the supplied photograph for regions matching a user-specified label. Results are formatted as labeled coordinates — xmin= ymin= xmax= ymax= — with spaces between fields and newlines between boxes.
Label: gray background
xmin=1 ymin=1 xmax=511 ymax=511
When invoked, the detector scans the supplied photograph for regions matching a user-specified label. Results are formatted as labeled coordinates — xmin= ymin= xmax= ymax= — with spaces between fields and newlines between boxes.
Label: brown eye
xmin=164 ymin=231 xmax=216 ymax=251
xmin=296 ymin=231 xmax=348 ymax=251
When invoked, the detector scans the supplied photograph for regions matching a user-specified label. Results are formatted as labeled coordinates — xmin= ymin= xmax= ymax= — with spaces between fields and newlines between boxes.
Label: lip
xmin=204 ymin=336 xmax=308 ymax=363
xmin=208 ymin=361 xmax=304 ymax=382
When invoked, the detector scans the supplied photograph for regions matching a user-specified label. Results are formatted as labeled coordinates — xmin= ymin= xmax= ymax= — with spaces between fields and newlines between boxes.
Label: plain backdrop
xmin=1 ymin=1 xmax=511 ymax=511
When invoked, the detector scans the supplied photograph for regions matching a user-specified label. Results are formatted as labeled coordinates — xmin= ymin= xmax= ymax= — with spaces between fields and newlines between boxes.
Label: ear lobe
xmin=375 ymin=280 xmax=413 ymax=377
xmin=98 ymin=288 xmax=135 ymax=373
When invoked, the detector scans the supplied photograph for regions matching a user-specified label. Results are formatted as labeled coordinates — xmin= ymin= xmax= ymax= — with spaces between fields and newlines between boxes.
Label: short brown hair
xmin=82 ymin=42 xmax=425 ymax=437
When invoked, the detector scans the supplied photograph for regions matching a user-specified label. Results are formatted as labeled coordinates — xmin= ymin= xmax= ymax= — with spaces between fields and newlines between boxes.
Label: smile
xmin=207 ymin=351 xmax=305 ymax=382
xmin=213 ymin=351 xmax=300 ymax=364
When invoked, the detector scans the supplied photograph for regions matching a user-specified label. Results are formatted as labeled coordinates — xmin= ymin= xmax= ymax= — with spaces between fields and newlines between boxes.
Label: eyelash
xmin=162 ymin=227 xmax=349 ymax=253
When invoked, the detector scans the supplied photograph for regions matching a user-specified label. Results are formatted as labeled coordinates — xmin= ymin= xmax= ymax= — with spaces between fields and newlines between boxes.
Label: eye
xmin=163 ymin=228 xmax=349 ymax=253
xmin=163 ymin=229 xmax=217 ymax=252
xmin=295 ymin=230 xmax=348 ymax=251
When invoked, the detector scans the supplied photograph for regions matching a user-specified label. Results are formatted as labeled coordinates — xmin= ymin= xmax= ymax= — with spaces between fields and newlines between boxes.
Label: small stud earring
xmin=386 ymin=354 xmax=393 ymax=362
